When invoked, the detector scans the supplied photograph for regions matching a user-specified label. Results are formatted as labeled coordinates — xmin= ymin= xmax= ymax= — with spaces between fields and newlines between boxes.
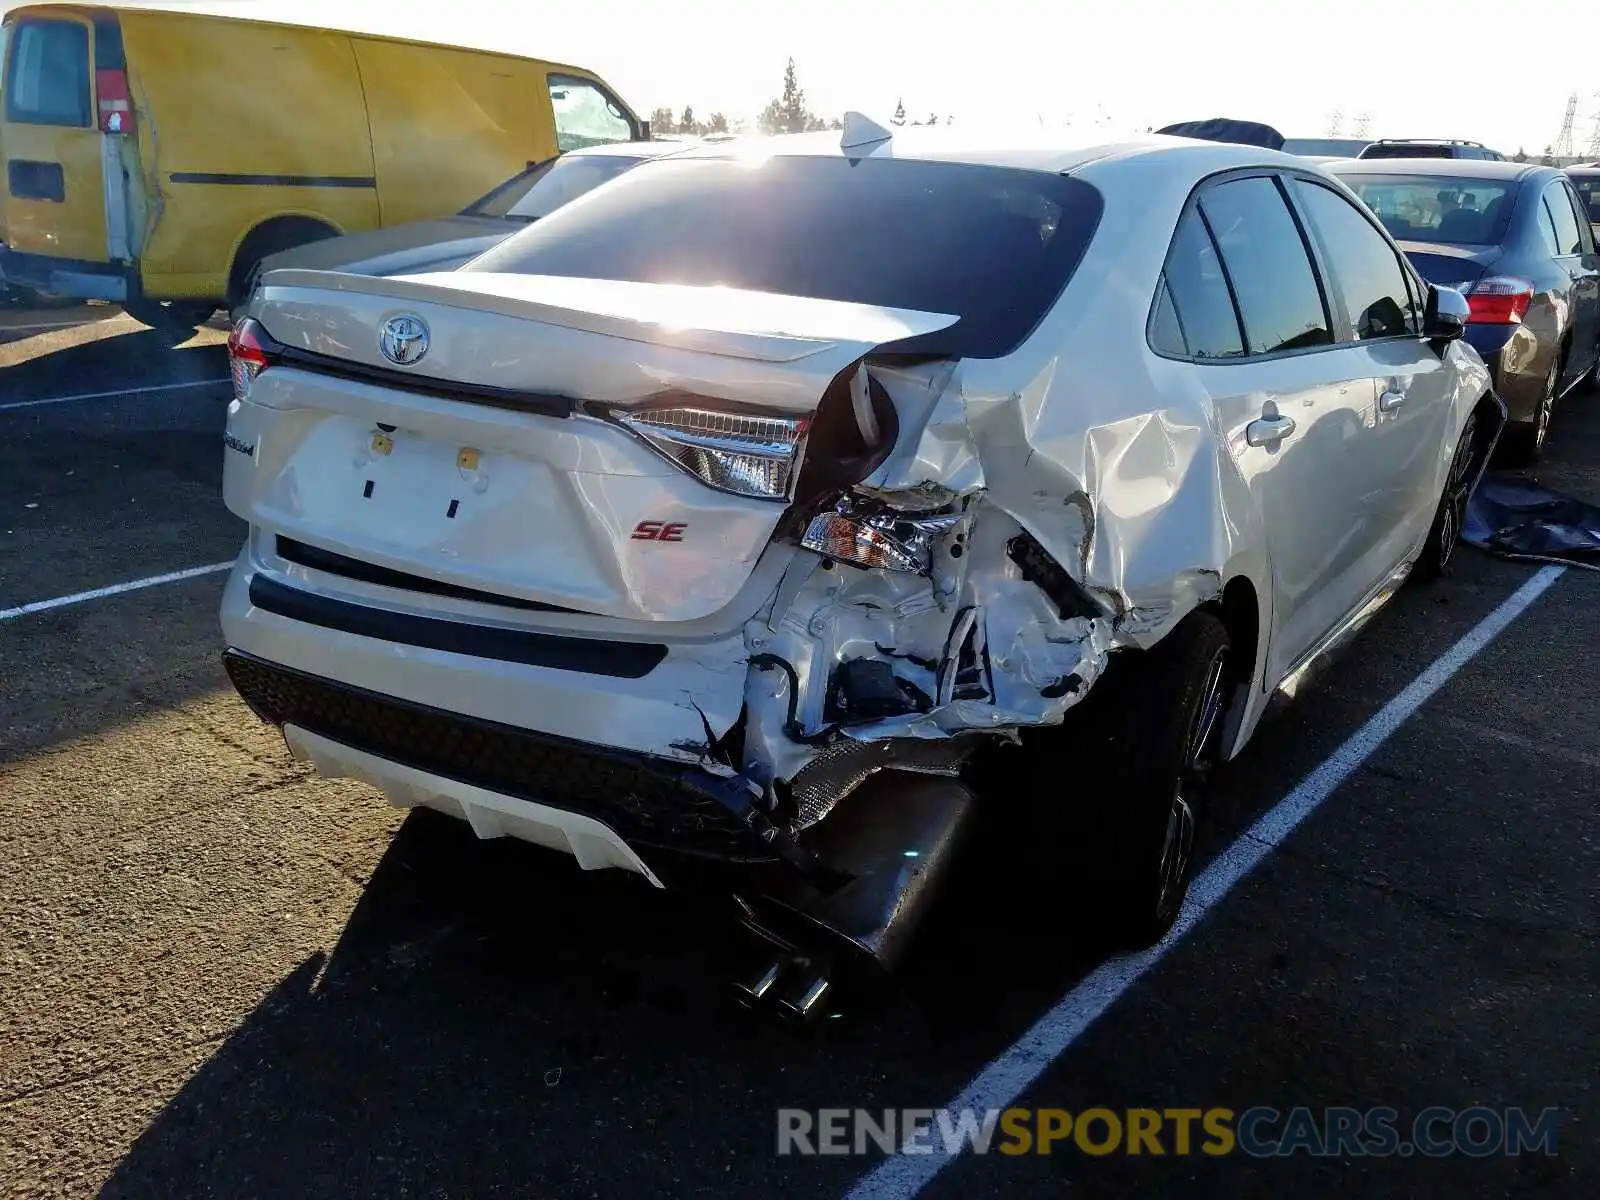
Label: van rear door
xmin=0 ymin=7 xmax=108 ymax=264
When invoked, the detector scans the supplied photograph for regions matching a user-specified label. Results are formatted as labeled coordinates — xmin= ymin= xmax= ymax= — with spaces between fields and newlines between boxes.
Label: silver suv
xmin=219 ymin=123 xmax=1497 ymax=1009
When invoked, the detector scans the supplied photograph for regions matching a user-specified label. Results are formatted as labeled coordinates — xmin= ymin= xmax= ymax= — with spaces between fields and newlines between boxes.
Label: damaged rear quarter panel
xmin=743 ymin=152 xmax=1277 ymax=788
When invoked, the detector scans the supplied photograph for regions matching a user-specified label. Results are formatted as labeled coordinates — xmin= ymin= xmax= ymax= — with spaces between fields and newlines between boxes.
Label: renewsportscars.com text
xmin=777 ymin=1106 xmax=1560 ymax=1158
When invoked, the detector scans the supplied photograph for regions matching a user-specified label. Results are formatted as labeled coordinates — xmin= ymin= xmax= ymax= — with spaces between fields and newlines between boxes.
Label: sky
xmin=4 ymin=0 xmax=1598 ymax=156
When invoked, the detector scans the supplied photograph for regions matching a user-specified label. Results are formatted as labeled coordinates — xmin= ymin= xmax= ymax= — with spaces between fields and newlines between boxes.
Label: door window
xmin=1158 ymin=208 xmax=1245 ymax=359
xmin=2 ymin=19 xmax=89 ymax=127
xmin=1560 ymin=183 xmax=1596 ymax=254
xmin=1544 ymin=184 xmax=1584 ymax=256
xmin=547 ymin=75 xmax=636 ymax=151
xmin=1200 ymin=176 xmax=1332 ymax=354
xmin=1291 ymin=178 xmax=1418 ymax=338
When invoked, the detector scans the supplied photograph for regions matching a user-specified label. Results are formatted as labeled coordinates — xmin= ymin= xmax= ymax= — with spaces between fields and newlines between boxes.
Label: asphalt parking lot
xmin=1 ymin=304 xmax=1596 ymax=1198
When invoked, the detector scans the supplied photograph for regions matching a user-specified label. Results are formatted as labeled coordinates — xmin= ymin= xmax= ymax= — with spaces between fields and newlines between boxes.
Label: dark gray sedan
xmin=246 ymin=141 xmax=689 ymax=296
xmin=1330 ymin=159 xmax=1600 ymax=461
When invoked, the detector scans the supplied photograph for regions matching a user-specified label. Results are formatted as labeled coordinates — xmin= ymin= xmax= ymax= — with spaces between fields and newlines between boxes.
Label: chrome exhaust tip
xmin=773 ymin=973 xmax=833 ymax=1023
xmin=729 ymin=958 xmax=784 ymax=1008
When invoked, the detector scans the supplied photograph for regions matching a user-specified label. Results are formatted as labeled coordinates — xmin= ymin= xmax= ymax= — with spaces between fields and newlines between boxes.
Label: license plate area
xmin=344 ymin=423 xmax=507 ymax=538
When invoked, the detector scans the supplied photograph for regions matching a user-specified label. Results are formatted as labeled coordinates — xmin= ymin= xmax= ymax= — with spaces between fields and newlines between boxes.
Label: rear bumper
xmin=282 ymin=722 xmax=666 ymax=884
xmin=225 ymin=649 xmax=782 ymax=865
xmin=1466 ymin=323 xmax=1550 ymax=425
xmin=0 ymin=247 xmax=130 ymax=302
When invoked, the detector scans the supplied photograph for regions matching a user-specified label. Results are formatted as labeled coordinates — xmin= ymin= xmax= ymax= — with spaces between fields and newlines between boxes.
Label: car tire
xmin=1414 ymin=408 xmax=1478 ymax=582
xmin=123 ymin=297 xmax=215 ymax=337
xmin=1500 ymin=355 xmax=1561 ymax=466
xmin=1039 ymin=610 xmax=1232 ymax=950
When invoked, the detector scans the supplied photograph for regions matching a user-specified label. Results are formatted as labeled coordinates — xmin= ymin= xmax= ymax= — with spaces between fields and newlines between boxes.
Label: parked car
xmin=1568 ymin=164 xmax=1600 ymax=234
xmin=1330 ymin=159 xmax=1600 ymax=461
xmin=0 ymin=3 xmax=642 ymax=335
xmin=245 ymin=143 xmax=687 ymax=295
xmin=218 ymin=123 xmax=1494 ymax=1010
xmin=1358 ymin=139 xmax=1505 ymax=161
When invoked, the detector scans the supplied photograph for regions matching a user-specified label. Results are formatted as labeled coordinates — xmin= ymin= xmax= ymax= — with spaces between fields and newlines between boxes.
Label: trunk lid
xmin=227 ymin=269 xmax=956 ymax=624
xmin=1398 ymin=240 xmax=1503 ymax=291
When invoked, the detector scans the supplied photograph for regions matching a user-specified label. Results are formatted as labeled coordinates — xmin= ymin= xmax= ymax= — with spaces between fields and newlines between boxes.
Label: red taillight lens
xmin=227 ymin=318 xmax=274 ymax=401
xmin=1460 ymin=276 xmax=1534 ymax=325
xmin=95 ymin=68 xmax=134 ymax=134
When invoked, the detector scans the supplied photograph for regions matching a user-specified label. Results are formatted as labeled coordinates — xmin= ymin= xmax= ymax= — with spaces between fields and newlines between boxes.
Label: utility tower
xmin=1554 ymin=93 xmax=1577 ymax=160
xmin=1586 ymin=92 xmax=1600 ymax=159
xmin=1353 ymin=113 xmax=1371 ymax=139
xmin=1326 ymin=109 xmax=1344 ymax=137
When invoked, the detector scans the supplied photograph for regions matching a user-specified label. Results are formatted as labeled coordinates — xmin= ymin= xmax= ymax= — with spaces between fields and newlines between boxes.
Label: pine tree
xmin=892 ymin=98 xmax=906 ymax=126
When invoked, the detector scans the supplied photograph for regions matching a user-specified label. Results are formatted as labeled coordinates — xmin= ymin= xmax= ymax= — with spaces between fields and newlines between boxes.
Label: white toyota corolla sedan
xmin=219 ymin=119 xmax=1498 ymax=1013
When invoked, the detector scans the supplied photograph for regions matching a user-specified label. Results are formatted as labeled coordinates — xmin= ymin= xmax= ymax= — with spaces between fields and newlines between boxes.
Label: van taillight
xmin=95 ymin=68 xmax=133 ymax=133
xmin=227 ymin=318 xmax=277 ymax=400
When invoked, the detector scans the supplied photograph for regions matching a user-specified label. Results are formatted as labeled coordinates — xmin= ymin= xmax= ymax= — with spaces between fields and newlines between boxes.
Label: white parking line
xmin=0 ymin=561 xmax=233 ymax=623
xmin=0 ymin=378 xmax=230 ymax=413
xmin=844 ymin=562 xmax=1568 ymax=1200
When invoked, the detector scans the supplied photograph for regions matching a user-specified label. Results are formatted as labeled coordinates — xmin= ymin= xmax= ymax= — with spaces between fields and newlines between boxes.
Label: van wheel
xmin=227 ymin=218 xmax=340 ymax=314
xmin=1036 ymin=610 xmax=1231 ymax=949
xmin=123 ymin=298 xmax=215 ymax=337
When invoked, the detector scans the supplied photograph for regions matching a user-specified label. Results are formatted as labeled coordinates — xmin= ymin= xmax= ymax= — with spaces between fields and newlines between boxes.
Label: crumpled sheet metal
xmin=735 ymin=340 xmax=1257 ymax=788
xmin=889 ymin=356 xmax=1243 ymax=650
xmin=1464 ymin=473 xmax=1600 ymax=570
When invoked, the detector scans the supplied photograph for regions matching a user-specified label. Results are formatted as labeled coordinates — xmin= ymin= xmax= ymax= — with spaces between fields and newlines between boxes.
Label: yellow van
xmin=0 ymin=5 xmax=643 ymax=331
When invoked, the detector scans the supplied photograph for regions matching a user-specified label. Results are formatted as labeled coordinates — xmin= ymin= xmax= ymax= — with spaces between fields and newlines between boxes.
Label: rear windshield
xmin=1335 ymin=174 xmax=1517 ymax=245
xmin=466 ymin=154 xmax=646 ymax=221
xmin=464 ymin=155 xmax=1104 ymax=359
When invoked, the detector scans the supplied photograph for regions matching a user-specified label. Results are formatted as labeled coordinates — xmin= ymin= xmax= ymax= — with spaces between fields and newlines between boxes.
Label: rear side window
xmin=1159 ymin=209 xmax=1245 ymax=360
xmin=3 ymin=19 xmax=89 ymax=127
xmin=1544 ymin=184 xmax=1584 ymax=255
xmin=1559 ymin=184 xmax=1596 ymax=254
xmin=467 ymin=156 xmax=1105 ymax=360
xmin=1199 ymin=177 xmax=1332 ymax=354
xmin=1573 ymin=176 xmax=1600 ymax=223
xmin=547 ymin=75 xmax=636 ymax=151
xmin=1290 ymin=179 xmax=1417 ymax=338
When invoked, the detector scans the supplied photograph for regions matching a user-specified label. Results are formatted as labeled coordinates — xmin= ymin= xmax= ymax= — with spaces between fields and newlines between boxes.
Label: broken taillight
xmin=227 ymin=318 xmax=278 ymax=401
xmin=801 ymin=493 xmax=966 ymax=575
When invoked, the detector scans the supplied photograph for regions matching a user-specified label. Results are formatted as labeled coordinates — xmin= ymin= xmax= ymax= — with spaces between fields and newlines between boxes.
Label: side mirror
xmin=1423 ymin=284 xmax=1469 ymax=341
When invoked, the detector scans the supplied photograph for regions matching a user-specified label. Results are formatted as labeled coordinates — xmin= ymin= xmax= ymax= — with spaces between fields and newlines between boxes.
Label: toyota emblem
xmin=378 ymin=314 xmax=429 ymax=366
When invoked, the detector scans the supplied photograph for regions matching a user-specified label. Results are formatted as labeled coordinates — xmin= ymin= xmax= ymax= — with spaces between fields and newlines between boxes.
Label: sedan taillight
xmin=610 ymin=405 xmax=811 ymax=501
xmin=1453 ymin=276 xmax=1534 ymax=325
xmin=226 ymin=317 xmax=278 ymax=400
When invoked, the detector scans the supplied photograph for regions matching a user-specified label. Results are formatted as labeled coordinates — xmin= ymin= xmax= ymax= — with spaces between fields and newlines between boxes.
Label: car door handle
xmin=1378 ymin=389 xmax=1406 ymax=413
xmin=1246 ymin=413 xmax=1297 ymax=446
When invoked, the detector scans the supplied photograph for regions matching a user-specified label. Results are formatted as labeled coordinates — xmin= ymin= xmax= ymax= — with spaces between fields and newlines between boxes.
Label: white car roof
xmin=664 ymin=123 xmax=1309 ymax=177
